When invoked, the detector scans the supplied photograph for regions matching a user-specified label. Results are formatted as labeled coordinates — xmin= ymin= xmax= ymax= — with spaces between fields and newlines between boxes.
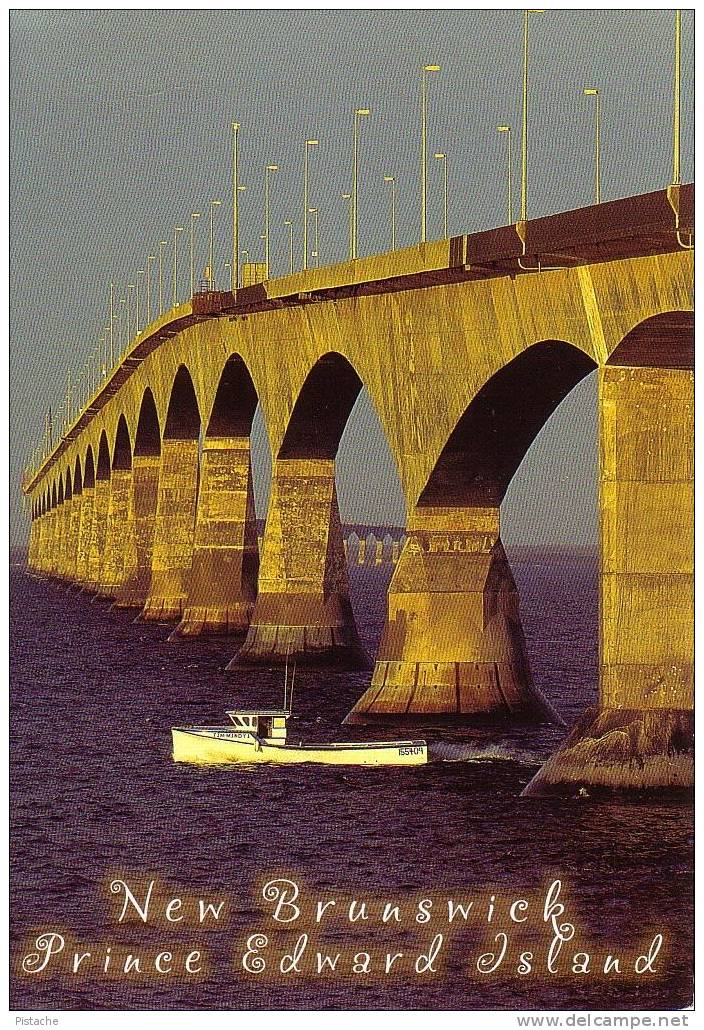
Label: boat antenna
xmin=288 ymin=661 xmax=296 ymax=716
xmin=283 ymin=639 xmax=291 ymax=712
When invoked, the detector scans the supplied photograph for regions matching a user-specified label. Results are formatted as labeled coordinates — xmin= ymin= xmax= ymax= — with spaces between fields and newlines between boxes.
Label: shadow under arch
xmin=606 ymin=310 xmax=693 ymax=370
xmin=96 ymin=430 xmax=111 ymax=481
xmin=113 ymin=415 xmax=132 ymax=470
xmin=83 ymin=446 xmax=95 ymax=490
xmin=345 ymin=339 xmax=596 ymax=727
xmin=164 ymin=365 xmax=200 ymax=439
xmin=73 ymin=455 xmax=83 ymax=495
xmin=134 ymin=388 xmax=161 ymax=456
xmin=279 ymin=352 xmax=363 ymax=459
xmin=419 ymin=340 xmax=597 ymax=509
xmin=172 ymin=354 xmax=261 ymax=638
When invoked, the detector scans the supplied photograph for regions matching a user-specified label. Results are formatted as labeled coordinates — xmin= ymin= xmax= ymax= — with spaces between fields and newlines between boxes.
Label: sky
xmin=9 ymin=9 xmax=693 ymax=545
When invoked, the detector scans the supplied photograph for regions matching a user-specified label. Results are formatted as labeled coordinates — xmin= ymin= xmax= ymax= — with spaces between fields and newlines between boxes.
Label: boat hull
xmin=172 ymin=728 xmax=427 ymax=766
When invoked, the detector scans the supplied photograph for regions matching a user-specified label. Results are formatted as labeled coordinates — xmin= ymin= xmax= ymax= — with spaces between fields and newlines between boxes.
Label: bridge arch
xmin=57 ymin=475 xmax=64 ymax=506
xmin=113 ymin=415 xmax=132 ymax=470
xmin=206 ymin=354 xmax=259 ymax=439
xmin=84 ymin=446 xmax=95 ymax=489
xmin=418 ymin=339 xmax=597 ymax=509
xmin=134 ymin=388 xmax=161 ymax=456
xmin=164 ymin=365 xmax=200 ymax=440
xmin=279 ymin=352 xmax=364 ymax=460
xmin=64 ymin=466 xmax=72 ymax=502
xmin=96 ymin=431 xmax=111 ymax=481
xmin=607 ymin=310 xmax=693 ymax=370
xmin=73 ymin=455 xmax=82 ymax=495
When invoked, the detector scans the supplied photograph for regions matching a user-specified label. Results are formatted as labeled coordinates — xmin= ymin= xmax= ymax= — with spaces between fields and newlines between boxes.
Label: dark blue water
xmin=10 ymin=552 xmax=693 ymax=1010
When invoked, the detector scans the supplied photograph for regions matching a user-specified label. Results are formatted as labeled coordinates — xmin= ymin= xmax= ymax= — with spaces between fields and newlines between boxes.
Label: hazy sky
xmin=10 ymin=9 xmax=693 ymax=544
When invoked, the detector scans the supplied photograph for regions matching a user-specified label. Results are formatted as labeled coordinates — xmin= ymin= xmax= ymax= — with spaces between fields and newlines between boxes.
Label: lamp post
xmin=208 ymin=200 xmax=222 ymax=289
xmin=672 ymin=10 xmax=681 ymax=186
xmin=241 ymin=249 xmax=249 ymax=268
xmin=232 ymin=121 xmax=240 ymax=291
xmin=172 ymin=226 xmax=184 ymax=307
xmin=303 ymin=139 xmax=319 ymax=271
xmin=119 ymin=298 xmax=127 ymax=353
xmin=497 ymin=125 xmax=513 ymax=224
xmin=223 ymin=261 xmax=231 ymax=290
xmin=264 ymin=164 xmax=278 ymax=278
xmin=520 ymin=11 xmax=544 ymax=223
xmin=352 ymin=108 xmax=370 ymax=259
xmin=308 ymin=207 xmax=319 ymax=267
xmin=434 ymin=153 xmax=448 ymax=238
xmin=136 ymin=269 xmax=145 ymax=332
xmin=383 ymin=176 xmax=396 ymax=251
xmin=421 ymin=64 xmax=441 ymax=242
xmin=582 ymin=89 xmax=601 ymax=204
xmin=108 ymin=282 xmax=114 ymax=367
xmin=284 ymin=220 xmax=294 ymax=274
xmin=146 ymin=255 xmax=156 ymax=323
xmin=127 ymin=284 xmax=136 ymax=340
xmin=158 ymin=240 xmax=167 ymax=315
xmin=341 ymin=193 xmax=352 ymax=260
xmin=189 ymin=212 xmax=201 ymax=296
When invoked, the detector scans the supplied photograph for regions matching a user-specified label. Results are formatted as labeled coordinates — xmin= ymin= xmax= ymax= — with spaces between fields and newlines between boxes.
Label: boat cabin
xmin=225 ymin=710 xmax=289 ymax=744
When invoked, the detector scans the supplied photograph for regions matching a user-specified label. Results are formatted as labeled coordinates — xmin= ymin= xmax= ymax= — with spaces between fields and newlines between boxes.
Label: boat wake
xmin=429 ymin=741 xmax=544 ymax=766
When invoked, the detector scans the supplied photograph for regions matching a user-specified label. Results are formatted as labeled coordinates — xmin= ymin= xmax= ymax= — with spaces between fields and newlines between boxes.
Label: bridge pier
xmin=172 ymin=437 xmax=258 ymax=637
xmin=83 ymin=478 xmax=111 ymax=593
xmin=96 ymin=468 xmax=136 ymax=598
xmin=344 ymin=506 xmax=557 ymax=724
xmin=233 ymin=458 xmax=368 ymax=667
xmin=140 ymin=438 xmax=199 ymax=621
xmin=65 ymin=490 xmax=82 ymax=583
xmin=525 ymin=363 xmax=694 ymax=794
xmin=75 ymin=484 xmax=94 ymax=587
xmin=112 ymin=455 xmax=160 ymax=609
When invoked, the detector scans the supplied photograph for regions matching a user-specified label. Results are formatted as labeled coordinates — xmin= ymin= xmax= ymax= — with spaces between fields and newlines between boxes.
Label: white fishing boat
xmin=171 ymin=662 xmax=427 ymax=767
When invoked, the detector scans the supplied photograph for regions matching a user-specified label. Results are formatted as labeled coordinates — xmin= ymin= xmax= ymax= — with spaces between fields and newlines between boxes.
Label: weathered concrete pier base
xmin=234 ymin=459 xmax=368 ymax=667
xmin=345 ymin=506 xmax=558 ymax=723
xmin=525 ymin=362 xmax=693 ymax=794
xmin=140 ymin=438 xmax=199 ymax=621
xmin=97 ymin=467 xmax=135 ymax=599
xmin=82 ymin=477 xmax=110 ymax=593
xmin=112 ymin=455 xmax=160 ymax=609
xmin=172 ymin=437 xmax=258 ymax=637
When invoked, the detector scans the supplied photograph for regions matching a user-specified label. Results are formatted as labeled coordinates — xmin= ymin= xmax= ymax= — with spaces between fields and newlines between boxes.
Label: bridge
xmin=22 ymin=184 xmax=693 ymax=795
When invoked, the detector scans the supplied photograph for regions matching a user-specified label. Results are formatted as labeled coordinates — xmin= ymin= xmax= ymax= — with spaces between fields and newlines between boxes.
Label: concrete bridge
xmin=23 ymin=185 xmax=694 ymax=794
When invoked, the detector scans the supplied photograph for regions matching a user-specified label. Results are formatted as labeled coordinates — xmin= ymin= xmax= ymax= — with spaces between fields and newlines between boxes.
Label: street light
xmin=672 ymin=10 xmax=681 ymax=186
xmin=223 ymin=261 xmax=231 ymax=291
xmin=497 ymin=125 xmax=513 ymax=224
xmin=136 ymin=269 xmax=145 ymax=332
xmin=352 ymin=108 xmax=371 ymax=260
xmin=421 ymin=65 xmax=440 ymax=242
xmin=108 ymin=283 xmax=115 ymax=367
xmin=283 ymin=220 xmax=294 ymax=275
xmin=127 ymin=284 xmax=136 ymax=339
xmin=158 ymin=240 xmax=167 ymax=315
xmin=146 ymin=255 xmax=156 ymax=323
xmin=341 ymin=193 xmax=352 ymax=260
xmin=520 ymin=11 xmax=544 ymax=223
xmin=189 ymin=212 xmax=201 ymax=296
xmin=264 ymin=164 xmax=278 ymax=278
xmin=232 ymin=121 xmax=240 ymax=291
xmin=119 ymin=297 xmax=127 ymax=353
xmin=308 ymin=207 xmax=319 ymax=267
xmin=583 ymin=89 xmax=601 ymax=204
xmin=383 ymin=176 xmax=396 ymax=251
xmin=172 ymin=227 xmax=184 ymax=307
xmin=434 ymin=153 xmax=448 ymax=238
xmin=303 ymin=139 xmax=319 ymax=271
xmin=208 ymin=200 xmax=222 ymax=289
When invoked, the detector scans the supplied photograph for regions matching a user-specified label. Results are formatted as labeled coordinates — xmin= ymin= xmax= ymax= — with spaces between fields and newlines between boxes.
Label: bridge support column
xmin=525 ymin=365 xmax=693 ymax=795
xmin=112 ymin=456 xmax=160 ymax=609
xmin=172 ymin=437 xmax=258 ymax=637
xmin=52 ymin=501 xmax=69 ymax=580
xmin=141 ymin=439 xmax=199 ymax=621
xmin=96 ymin=469 xmax=135 ymax=598
xmin=41 ymin=510 xmax=56 ymax=576
xmin=27 ymin=514 xmax=39 ymax=571
xmin=75 ymin=486 xmax=94 ymax=587
xmin=83 ymin=479 xmax=111 ymax=593
xmin=67 ymin=492 xmax=83 ymax=583
xmin=233 ymin=458 xmax=367 ymax=667
xmin=345 ymin=506 xmax=558 ymax=724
